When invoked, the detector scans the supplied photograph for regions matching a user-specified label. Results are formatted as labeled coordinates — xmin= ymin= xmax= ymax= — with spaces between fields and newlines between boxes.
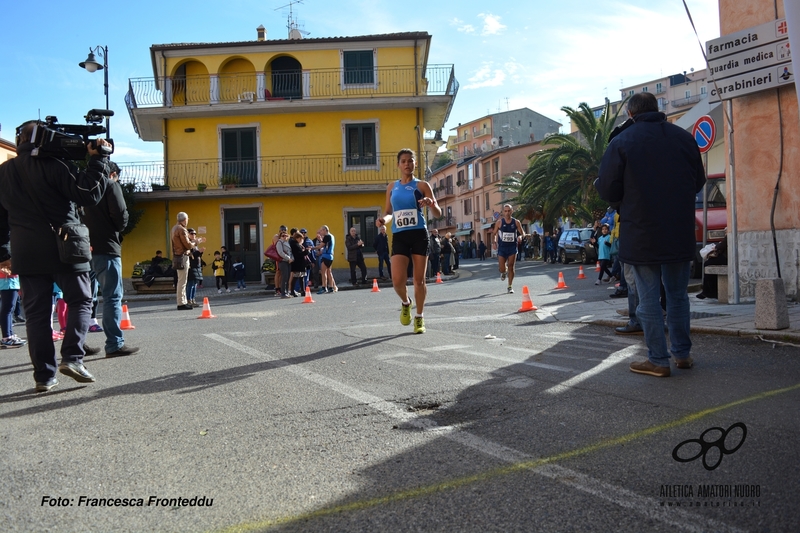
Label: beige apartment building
xmin=428 ymin=141 xmax=541 ymax=253
xmin=620 ymin=69 xmax=709 ymax=123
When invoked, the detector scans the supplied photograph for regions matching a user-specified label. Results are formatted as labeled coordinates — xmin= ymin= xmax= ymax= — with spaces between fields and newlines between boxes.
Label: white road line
xmin=421 ymin=344 xmax=473 ymax=352
xmin=543 ymin=345 xmax=640 ymax=395
xmin=462 ymin=350 xmax=575 ymax=373
xmin=205 ymin=333 xmax=742 ymax=533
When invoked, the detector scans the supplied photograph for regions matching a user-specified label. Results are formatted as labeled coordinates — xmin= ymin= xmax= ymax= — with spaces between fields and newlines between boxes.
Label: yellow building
xmin=123 ymin=28 xmax=457 ymax=281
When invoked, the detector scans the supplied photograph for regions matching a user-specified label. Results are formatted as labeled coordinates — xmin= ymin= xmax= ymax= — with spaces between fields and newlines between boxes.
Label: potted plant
xmin=220 ymin=174 xmax=239 ymax=190
xmin=197 ymin=183 xmax=207 ymax=192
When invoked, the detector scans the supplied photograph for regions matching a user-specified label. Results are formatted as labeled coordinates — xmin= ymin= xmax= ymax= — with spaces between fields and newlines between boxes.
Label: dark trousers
xmin=20 ymin=272 xmax=92 ymax=383
xmin=429 ymin=253 xmax=441 ymax=276
xmin=376 ymin=252 xmax=391 ymax=278
xmin=349 ymin=256 xmax=367 ymax=283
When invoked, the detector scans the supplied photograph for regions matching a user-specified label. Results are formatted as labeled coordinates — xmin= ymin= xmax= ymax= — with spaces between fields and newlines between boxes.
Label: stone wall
xmin=735 ymin=229 xmax=800 ymax=300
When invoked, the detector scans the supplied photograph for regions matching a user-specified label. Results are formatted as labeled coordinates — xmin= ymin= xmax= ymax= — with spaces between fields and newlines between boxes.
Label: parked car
xmin=693 ymin=173 xmax=727 ymax=278
xmin=557 ymin=228 xmax=598 ymax=264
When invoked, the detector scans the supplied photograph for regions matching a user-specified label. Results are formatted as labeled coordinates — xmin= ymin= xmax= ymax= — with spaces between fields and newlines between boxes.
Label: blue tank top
xmin=497 ymin=218 xmax=518 ymax=247
xmin=390 ymin=179 xmax=426 ymax=233
xmin=321 ymin=234 xmax=335 ymax=260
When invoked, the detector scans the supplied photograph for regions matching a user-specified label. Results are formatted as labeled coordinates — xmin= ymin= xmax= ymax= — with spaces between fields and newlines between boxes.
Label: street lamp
xmin=79 ymin=46 xmax=110 ymax=138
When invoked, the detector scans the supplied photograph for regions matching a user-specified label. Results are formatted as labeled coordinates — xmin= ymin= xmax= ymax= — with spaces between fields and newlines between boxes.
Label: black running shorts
xmin=392 ymin=228 xmax=430 ymax=257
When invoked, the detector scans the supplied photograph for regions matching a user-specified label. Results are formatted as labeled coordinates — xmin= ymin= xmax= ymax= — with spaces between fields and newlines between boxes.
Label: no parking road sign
xmin=692 ymin=115 xmax=716 ymax=154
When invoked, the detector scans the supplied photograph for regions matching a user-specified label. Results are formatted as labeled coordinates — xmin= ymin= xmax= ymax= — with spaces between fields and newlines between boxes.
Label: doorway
xmin=224 ymin=208 xmax=261 ymax=282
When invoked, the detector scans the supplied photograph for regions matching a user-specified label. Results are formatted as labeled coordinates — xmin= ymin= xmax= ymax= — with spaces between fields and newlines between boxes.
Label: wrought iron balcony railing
xmin=126 ymin=65 xmax=457 ymax=108
xmin=118 ymin=153 xmax=402 ymax=192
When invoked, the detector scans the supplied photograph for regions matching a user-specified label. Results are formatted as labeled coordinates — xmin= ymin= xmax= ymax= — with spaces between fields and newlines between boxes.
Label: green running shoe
xmin=413 ymin=316 xmax=426 ymax=334
xmin=400 ymin=298 xmax=413 ymax=326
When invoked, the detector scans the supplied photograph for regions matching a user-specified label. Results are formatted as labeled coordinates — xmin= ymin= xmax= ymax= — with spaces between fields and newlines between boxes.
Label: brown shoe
xmin=674 ymin=357 xmax=694 ymax=369
xmin=629 ymin=360 xmax=670 ymax=377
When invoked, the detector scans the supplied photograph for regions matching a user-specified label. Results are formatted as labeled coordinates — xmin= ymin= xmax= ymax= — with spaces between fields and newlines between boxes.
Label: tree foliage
xmin=501 ymin=101 xmax=626 ymax=230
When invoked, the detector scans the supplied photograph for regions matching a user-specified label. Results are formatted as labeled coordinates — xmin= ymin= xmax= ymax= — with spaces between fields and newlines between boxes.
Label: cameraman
xmin=0 ymin=120 xmax=110 ymax=393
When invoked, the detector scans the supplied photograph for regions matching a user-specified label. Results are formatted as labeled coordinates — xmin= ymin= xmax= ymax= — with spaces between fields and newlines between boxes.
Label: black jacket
xmin=596 ymin=112 xmax=706 ymax=265
xmin=83 ymin=180 xmax=128 ymax=256
xmin=373 ymin=232 xmax=390 ymax=255
xmin=0 ymin=143 xmax=108 ymax=274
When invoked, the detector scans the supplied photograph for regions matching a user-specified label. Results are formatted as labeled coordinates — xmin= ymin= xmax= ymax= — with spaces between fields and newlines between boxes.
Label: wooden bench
xmin=131 ymin=276 xmax=176 ymax=294
xmin=704 ymin=265 xmax=728 ymax=303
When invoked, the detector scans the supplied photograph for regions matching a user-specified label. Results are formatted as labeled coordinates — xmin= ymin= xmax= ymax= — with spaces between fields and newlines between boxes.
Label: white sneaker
xmin=218 ymin=289 xmax=222 ymax=294
xmin=226 ymin=289 xmax=231 ymax=293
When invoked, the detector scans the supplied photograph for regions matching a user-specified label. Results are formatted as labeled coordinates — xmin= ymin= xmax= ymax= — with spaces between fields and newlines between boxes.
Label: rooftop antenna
xmin=276 ymin=0 xmax=310 ymax=39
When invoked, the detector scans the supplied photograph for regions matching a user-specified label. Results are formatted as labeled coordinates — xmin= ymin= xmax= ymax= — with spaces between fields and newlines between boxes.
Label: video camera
xmin=27 ymin=109 xmax=114 ymax=160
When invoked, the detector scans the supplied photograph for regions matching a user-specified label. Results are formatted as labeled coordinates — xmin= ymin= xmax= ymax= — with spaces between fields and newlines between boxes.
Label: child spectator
xmin=233 ymin=257 xmax=246 ymax=290
xmin=595 ymin=224 xmax=613 ymax=285
xmin=212 ymin=251 xmax=230 ymax=293
xmin=187 ymin=240 xmax=205 ymax=305
xmin=0 ymin=270 xmax=26 ymax=348
xmin=52 ymin=283 xmax=66 ymax=341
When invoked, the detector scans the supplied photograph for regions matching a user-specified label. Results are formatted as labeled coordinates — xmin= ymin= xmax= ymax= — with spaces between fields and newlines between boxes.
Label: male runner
xmin=492 ymin=204 xmax=526 ymax=294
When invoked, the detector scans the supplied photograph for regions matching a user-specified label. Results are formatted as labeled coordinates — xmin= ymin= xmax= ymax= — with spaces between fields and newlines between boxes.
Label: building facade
xmin=450 ymin=108 xmax=560 ymax=160
xmin=428 ymin=141 xmax=541 ymax=251
xmin=122 ymin=29 xmax=457 ymax=280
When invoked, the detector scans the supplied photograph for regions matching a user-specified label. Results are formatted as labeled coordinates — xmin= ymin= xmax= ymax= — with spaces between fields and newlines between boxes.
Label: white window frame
xmin=341 ymin=119 xmax=380 ymax=171
xmin=217 ymin=122 xmax=262 ymax=188
xmin=340 ymin=48 xmax=378 ymax=90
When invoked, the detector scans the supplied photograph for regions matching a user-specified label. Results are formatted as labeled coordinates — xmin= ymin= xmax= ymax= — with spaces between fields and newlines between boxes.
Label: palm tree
xmin=506 ymin=100 xmax=627 ymax=230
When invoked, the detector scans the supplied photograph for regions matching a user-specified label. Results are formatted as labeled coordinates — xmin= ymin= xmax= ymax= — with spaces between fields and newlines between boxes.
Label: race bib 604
xmin=395 ymin=209 xmax=417 ymax=228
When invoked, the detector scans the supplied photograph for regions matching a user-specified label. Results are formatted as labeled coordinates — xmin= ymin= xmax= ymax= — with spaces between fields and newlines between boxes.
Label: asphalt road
xmin=1 ymin=259 xmax=799 ymax=532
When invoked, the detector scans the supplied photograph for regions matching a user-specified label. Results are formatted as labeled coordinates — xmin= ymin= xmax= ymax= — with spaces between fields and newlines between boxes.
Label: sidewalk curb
xmin=587 ymin=318 xmax=800 ymax=342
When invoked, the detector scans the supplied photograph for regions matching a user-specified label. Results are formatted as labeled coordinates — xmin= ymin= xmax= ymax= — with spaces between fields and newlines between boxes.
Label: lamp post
xmin=79 ymin=46 xmax=110 ymax=138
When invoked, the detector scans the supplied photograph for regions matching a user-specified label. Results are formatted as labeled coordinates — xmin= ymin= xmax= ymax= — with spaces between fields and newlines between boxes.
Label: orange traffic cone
xmin=302 ymin=285 xmax=315 ymax=303
xmin=197 ymin=297 xmax=217 ymax=319
xmin=518 ymin=285 xmax=538 ymax=312
xmin=436 ymin=272 xmax=443 ymax=284
xmin=595 ymin=261 xmax=601 ymax=272
xmin=577 ymin=265 xmax=587 ymax=279
xmin=371 ymin=278 xmax=380 ymax=292
xmin=119 ymin=304 xmax=136 ymax=330
xmin=554 ymin=271 xmax=568 ymax=289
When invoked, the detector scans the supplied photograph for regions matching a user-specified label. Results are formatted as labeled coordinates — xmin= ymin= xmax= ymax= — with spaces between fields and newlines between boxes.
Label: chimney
xmin=257 ymin=25 xmax=266 ymax=41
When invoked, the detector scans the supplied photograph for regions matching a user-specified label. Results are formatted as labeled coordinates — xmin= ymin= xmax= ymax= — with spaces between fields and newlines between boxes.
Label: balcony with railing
xmin=128 ymin=65 xmax=456 ymax=108
xmin=670 ymin=93 xmax=706 ymax=108
xmin=118 ymin=152 xmax=401 ymax=192
xmin=428 ymin=216 xmax=456 ymax=230
xmin=126 ymin=65 xmax=458 ymax=140
xmin=433 ymin=185 xmax=454 ymax=198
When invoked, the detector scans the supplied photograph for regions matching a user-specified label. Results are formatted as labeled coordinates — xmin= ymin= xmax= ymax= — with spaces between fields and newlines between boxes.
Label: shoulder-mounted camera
xmin=26 ymin=109 xmax=114 ymax=160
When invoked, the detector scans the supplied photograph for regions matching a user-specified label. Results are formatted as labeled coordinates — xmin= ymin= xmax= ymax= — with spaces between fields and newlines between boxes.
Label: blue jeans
xmin=186 ymin=279 xmax=198 ymax=302
xmin=631 ymin=262 xmax=691 ymax=367
xmin=91 ymin=254 xmax=125 ymax=354
xmin=0 ymin=289 xmax=19 ymax=338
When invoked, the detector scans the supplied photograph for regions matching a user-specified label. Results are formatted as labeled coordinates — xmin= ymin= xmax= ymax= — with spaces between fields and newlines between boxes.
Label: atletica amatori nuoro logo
xmin=672 ymin=422 xmax=747 ymax=471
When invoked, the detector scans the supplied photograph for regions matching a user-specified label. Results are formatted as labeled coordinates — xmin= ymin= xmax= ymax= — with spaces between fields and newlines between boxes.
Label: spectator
xmin=233 ymin=257 xmax=246 ymax=290
xmin=345 ymin=227 xmax=367 ymax=285
xmin=172 ymin=212 xmax=203 ymax=310
xmin=428 ymin=229 xmax=442 ymax=277
xmin=374 ymin=224 xmax=391 ymax=279
xmin=83 ymin=160 xmax=139 ymax=357
xmin=186 ymin=238 xmax=204 ymax=305
xmin=597 ymin=91 xmax=705 ymax=377
xmin=289 ymin=230 xmax=307 ymax=296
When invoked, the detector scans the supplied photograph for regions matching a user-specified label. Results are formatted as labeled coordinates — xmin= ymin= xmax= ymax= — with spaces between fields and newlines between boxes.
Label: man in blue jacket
xmin=596 ymin=92 xmax=706 ymax=378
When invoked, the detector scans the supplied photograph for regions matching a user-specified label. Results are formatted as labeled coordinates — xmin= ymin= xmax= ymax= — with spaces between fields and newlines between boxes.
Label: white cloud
xmin=478 ymin=13 xmax=506 ymax=36
xmin=463 ymin=64 xmax=506 ymax=89
xmin=451 ymin=17 xmax=476 ymax=34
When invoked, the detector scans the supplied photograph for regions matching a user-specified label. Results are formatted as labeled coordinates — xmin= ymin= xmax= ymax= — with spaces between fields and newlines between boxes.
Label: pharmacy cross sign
xmin=692 ymin=115 xmax=716 ymax=154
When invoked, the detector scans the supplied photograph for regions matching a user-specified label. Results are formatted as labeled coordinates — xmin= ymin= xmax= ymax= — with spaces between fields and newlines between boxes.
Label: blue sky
xmin=0 ymin=0 xmax=719 ymax=162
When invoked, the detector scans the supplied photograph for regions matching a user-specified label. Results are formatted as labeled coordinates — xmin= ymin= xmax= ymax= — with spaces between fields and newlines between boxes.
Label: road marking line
xmin=462 ymin=350 xmax=574 ymax=373
xmin=543 ymin=345 xmax=639 ymax=395
xmin=207 ymin=334 xmax=795 ymax=533
xmin=421 ymin=344 xmax=472 ymax=352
